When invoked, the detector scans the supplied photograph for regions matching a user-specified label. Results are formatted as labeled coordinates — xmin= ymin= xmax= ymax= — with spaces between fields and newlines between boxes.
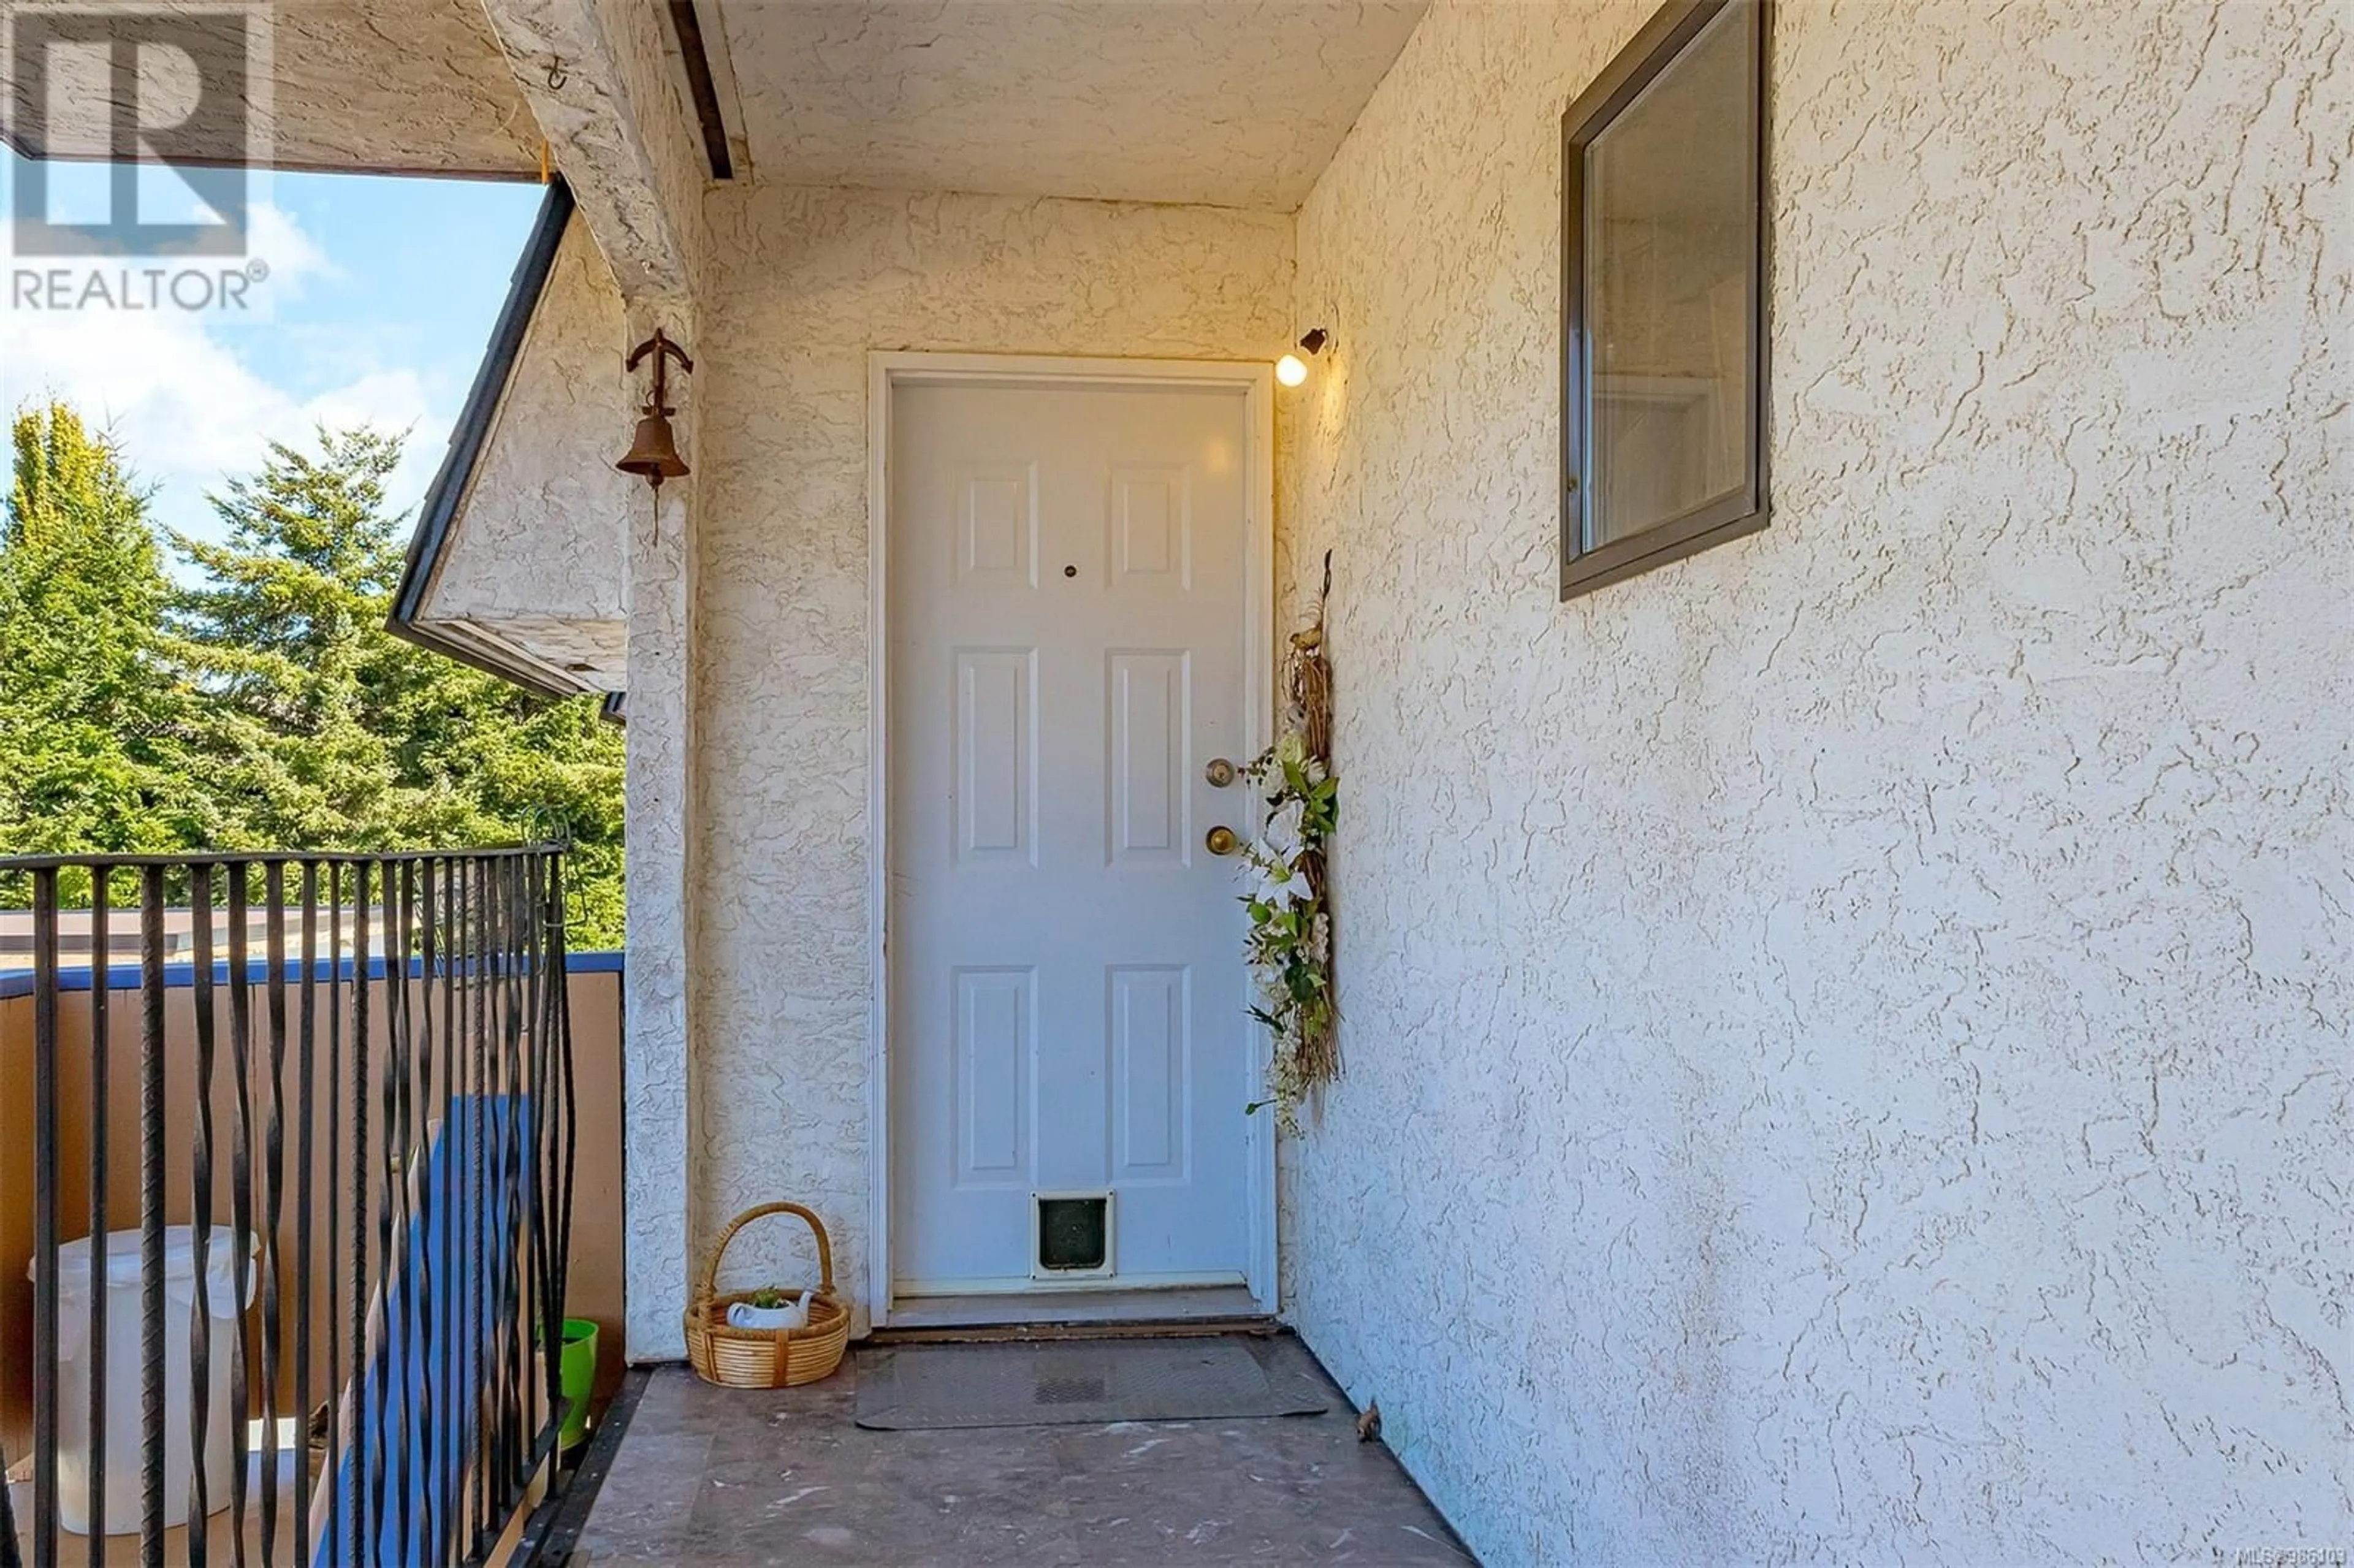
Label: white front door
xmin=887 ymin=373 xmax=1259 ymax=1298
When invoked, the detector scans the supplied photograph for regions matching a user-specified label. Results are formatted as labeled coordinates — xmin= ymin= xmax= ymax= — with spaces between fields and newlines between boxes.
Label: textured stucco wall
xmin=1279 ymin=1 xmax=2351 ymax=1562
xmin=623 ymin=449 xmax=699 ymax=1359
xmin=478 ymin=0 xmax=711 ymax=305
xmin=588 ymin=0 xmax=713 ymax=297
xmin=687 ymin=185 xmax=1293 ymax=1319
xmin=426 ymin=215 xmax=631 ymax=659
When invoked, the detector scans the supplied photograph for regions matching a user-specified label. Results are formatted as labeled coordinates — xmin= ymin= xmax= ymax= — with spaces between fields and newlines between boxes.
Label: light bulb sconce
xmin=617 ymin=328 xmax=694 ymax=488
xmin=1276 ymin=327 xmax=1330 ymax=388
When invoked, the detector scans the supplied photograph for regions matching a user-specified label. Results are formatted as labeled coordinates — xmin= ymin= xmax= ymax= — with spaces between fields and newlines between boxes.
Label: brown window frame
xmin=1560 ymin=0 xmax=1770 ymax=601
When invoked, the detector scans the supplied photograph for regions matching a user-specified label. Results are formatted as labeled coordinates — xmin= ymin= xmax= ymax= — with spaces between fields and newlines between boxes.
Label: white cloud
xmin=0 ymin=202 xmax=443 ymax=549
xmin=244 ymin=198 xmax=336 ymax=298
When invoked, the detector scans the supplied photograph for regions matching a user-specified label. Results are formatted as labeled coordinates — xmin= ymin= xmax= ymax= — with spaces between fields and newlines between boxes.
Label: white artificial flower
xmin=1260 ymin=799 xmax=1306 ymax=861
xmin=1259 ymin=864 xmax=1315 ymax=910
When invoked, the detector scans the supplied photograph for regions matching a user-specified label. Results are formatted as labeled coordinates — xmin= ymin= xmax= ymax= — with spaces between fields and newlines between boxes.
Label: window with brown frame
xmin=1561 ymin=0 xmax=1768 ymax=599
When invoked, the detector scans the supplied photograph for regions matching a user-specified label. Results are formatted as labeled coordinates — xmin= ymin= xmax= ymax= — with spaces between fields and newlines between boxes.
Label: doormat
xmin=853 ymin=1338 xmax=1329 ymax=1431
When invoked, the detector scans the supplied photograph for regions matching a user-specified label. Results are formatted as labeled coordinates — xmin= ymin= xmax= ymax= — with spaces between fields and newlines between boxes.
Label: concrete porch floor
xmin=569 ymin=1334 xmax=1473 ymax=1566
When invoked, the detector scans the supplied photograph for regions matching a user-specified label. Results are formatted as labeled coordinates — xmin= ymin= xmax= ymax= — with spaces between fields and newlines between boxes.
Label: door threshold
xmin=877 ymin=1284 xmax=1268 ymax=1336
xmin=868 ymin=1317 xmax=1276 ymax=1345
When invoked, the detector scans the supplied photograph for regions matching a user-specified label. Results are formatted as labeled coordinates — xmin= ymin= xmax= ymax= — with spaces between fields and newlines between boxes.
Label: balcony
xmin=0 ymin=848 xmax=621 ymax=1568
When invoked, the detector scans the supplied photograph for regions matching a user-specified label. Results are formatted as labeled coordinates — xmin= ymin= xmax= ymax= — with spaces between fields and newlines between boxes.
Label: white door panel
xmin=889 ymin=380 xmax=1253 ymax=1293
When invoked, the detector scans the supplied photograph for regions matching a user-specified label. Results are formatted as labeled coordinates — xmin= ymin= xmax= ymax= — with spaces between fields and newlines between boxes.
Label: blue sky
xmin=0 ymin=156 xmax=545 ymax=566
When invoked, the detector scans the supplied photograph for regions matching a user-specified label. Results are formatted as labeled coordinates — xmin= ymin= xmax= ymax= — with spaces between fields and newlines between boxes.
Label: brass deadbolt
xmin=1205 ymin=758 xmax=1237 ymax=788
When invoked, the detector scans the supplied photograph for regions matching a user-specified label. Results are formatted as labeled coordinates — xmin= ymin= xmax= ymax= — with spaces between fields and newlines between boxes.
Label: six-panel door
xmin=889 ymin=379 xmax=1254 ymax=1295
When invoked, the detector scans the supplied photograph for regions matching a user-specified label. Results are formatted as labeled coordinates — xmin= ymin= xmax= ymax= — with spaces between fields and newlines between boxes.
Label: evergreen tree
xmin=171 ymin=427 xmax=427 ymax=844
xmin=0 ymin=403 xmax=196 ymax=861
xmin=169 ymin=425 xmax=625 ymax=945
xmin=0 ymin=413 xmax=624 ymax=946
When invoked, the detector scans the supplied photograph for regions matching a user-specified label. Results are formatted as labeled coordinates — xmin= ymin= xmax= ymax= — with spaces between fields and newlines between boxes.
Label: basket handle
xmin=698 ymin=1201 xmax=836 ymax=1304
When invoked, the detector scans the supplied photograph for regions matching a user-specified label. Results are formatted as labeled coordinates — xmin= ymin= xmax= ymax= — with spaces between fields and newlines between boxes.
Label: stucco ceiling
xmin=710 ymin=0 xmax=1430 ymax=210
xmin=5 ymin=0 xmax=539 ymax=178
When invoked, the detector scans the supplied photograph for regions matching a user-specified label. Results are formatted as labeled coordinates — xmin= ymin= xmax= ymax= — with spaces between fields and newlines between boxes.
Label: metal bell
xmin=617 ymin=409 xmax=688 ymax=484
xmin=618 ymin=328 xmax=695 ymax=487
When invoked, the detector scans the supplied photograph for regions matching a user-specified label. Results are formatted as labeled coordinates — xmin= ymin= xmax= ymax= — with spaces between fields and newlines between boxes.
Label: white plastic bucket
xmin=32 ymin=1227 xmax=253 ymax=1537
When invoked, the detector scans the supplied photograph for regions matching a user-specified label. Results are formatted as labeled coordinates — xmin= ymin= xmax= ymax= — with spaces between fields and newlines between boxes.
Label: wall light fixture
xmin=1276 ymin=327 xmax=1330 ymax=387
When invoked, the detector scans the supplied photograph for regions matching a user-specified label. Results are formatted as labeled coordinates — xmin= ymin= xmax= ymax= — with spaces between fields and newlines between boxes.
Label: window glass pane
xmin=1583 ymin=3 xmax=1753 ymax=548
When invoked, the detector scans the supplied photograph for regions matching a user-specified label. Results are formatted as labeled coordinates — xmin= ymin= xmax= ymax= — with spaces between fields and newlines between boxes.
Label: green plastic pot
xmin=559 ymin=1318 xmax=599 ymax=1452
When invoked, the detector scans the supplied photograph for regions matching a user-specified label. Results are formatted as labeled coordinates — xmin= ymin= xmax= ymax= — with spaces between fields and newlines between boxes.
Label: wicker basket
xmin=684 ymin=1202 xmax=852 ymax=1389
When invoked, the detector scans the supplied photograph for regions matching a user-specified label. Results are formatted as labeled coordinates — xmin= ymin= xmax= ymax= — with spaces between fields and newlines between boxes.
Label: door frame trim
xmin=866 ymin=350 xmax=1279 ymax=1328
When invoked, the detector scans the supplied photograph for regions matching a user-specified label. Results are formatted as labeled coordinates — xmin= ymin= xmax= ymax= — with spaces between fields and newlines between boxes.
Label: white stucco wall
xmin=1279 ymin=1 xmax=2350 ymax=1563
xmin=426 ymin=216 xmax=631 ymax=652
xmin=615 ymin=0 xmax=2348 ymax=1543
xmin=682 ymin=185 xmax=1294 ymax=1317
xmin=622 ymin=444 xmax=699 ymax=1359
xmin=479 ymin=0 xmax=711 ymax=306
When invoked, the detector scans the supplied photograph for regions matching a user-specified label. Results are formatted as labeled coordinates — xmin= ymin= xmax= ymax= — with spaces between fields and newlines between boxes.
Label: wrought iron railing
xmin=0 ymin=847 xmax=578 ymax=1568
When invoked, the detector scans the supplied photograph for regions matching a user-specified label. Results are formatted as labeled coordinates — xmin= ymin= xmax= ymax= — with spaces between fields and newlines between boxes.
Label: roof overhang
xmin=389 ymin=175 xmax=631 ymax=701
xmin=712 ymin=0 xmax=1427 ymax=208
xmin=1 ymin=0 xmax=544 ymax=180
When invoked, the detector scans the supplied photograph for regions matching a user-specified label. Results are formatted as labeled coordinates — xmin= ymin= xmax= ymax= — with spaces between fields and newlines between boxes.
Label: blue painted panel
xmin=308 ymin=1095 xmax=534 ymax=1568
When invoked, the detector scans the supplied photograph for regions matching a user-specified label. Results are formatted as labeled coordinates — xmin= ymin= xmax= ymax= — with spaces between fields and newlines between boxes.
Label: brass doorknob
xmin=1205 ymin=758 xmax=1237 ymax=788
xmin=1205 ymin=826 xmax=1241 ymax=856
